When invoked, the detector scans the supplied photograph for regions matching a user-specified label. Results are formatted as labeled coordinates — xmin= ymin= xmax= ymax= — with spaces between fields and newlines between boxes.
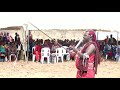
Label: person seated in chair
xmin=8 ymin=42 xmax=17 ymax=61
xmin=0 ymin=42 xmax=7 ymax=61
xmin=50 ymin=40 xmax=60 ymax=62
xmin=111 ymin=43 xmax=117 ymax=60
xmin=115 ymin=46 xmax=120 ymax=61
xmin=51 ymin=40 xmax=60 ymax=53
xmin=103 ymin=42 xmax=113 ymax=59
xmin=34 ymin=41 xmax=42 ymax=62
xmin=16 ymin=41 xmax=22 ymax=60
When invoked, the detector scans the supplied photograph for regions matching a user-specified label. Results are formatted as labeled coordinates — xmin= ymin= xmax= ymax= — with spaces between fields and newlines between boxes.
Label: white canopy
xmin=1 ymin=12 xmax=120 ymax=41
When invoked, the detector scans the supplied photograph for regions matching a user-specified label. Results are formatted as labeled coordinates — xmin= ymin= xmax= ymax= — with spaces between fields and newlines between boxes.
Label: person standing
xmin=69 ymin=29 xmax=101 ymax=78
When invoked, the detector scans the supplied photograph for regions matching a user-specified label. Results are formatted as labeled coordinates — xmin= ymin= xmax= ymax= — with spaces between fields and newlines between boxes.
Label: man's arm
xmin=70 ymin=44 xmax=95 ymax=58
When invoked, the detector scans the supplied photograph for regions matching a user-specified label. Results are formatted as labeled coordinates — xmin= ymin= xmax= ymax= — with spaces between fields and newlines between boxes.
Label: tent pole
xmin=23 ymin=24 xmax=28 ymax=63
xmin=24 ymin=30 xmax=27 ymax=63
xmin=22 ymin=27 xmax=27 ymax=62
xmin=27 ymin=28 xmax=29 ymax=63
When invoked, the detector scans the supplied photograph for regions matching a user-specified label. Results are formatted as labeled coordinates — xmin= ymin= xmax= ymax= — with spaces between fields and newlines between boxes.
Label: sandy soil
xmin=0 ymin=58 xmax=120 ymax=78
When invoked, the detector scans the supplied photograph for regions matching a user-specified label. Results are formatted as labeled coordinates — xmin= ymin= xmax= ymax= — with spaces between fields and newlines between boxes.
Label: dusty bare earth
xmin=0 ymin=58 xmax=120 ymax=78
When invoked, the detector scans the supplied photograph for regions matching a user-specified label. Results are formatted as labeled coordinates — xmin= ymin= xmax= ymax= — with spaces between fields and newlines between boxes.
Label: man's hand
xmin=69 ymin=45 xmax=74 ymax=50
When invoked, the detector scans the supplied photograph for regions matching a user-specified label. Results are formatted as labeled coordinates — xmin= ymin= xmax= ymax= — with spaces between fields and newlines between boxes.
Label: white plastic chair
xmin=9 ymin=53 xmax=17 ymax=61
xmin=51 ymin=53 xmax=56 ymax=63
xmin=41 ymin=47 xmax=50 ymax=64
xmin=17 ymin=44 xmax=22 ymax=60
xmin=115 ymin=54 xmax=120 ymax=62
xmin=17 ymin=44 xmax=21 ymax=51
xmin=61 ymin=46 xmax=70 ymax=60
xmin=32 ymin=46 xmax=36 ymax=62
xmin=115 ymin=47 xmax=120 ymax=62
xmin=56 ymin=47 xmax=64 ymax=63
xmin=0 ymin=54 xmax=7 ymax=62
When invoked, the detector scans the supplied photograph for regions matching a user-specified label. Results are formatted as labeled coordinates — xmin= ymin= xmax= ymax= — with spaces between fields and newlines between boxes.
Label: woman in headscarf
xmin=69 ymin=29 xmax=101 ymax=78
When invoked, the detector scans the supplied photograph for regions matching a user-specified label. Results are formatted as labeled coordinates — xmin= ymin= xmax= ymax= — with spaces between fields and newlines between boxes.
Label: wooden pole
xmin=23 ymin=24 xmax=28 ymax=63
xmin=24 ymin=30 xmax=27 ymax=63
xmin=27 ymin=29 xmax=29 ymax=63
xmin=22 ymin=27 xmax=26 ymax=61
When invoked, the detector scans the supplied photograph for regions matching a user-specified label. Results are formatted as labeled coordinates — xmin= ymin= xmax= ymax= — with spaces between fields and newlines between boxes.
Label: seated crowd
xmin=1 ymin=31 xmax=119 ymax=63
xmin=0 ymin=31 xmax=79 ymax=63
xmin=27 ymin=36 xmax=79 ymax=63
xmin=99 ymin=34 xmax=120 ymax=61
xmin=0 ymin=32 xmax=23 ymax=62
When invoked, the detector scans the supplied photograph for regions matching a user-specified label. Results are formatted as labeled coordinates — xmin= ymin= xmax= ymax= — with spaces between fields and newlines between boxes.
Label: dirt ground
xmin=0 ymin=58 xmax=120 ymax=78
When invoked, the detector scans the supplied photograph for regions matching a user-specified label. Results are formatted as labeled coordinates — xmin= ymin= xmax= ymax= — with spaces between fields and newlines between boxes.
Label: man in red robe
xmin=69 ymin=29 xmax=101 ymax=78
xmin=34 ymin=41 xmax=42 ymax=62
